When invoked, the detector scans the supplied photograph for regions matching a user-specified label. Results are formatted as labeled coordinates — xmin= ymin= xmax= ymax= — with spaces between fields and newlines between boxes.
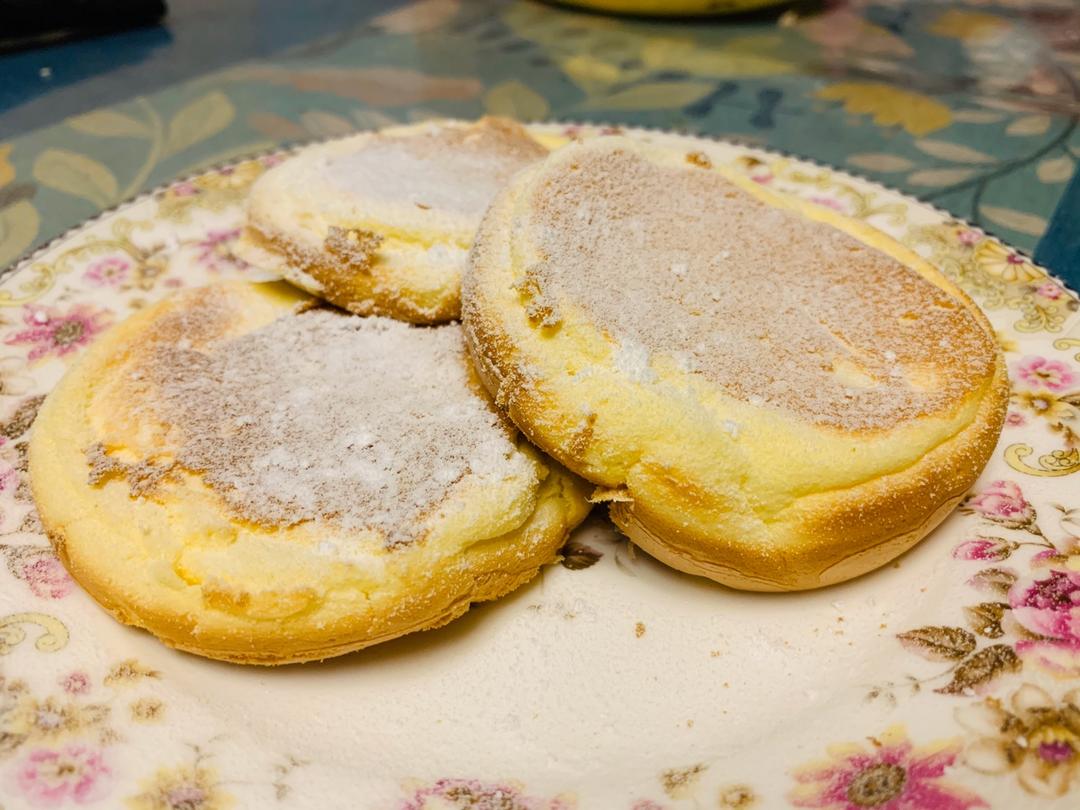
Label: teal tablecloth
xmin=1 ymin=0 xmax=1078 ymax=281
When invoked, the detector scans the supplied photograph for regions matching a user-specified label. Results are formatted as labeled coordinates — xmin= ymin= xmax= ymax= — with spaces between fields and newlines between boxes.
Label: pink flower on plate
xmin=1013 ymin=356 xmax=1077 ymax=392
xmin=82 ymin=256 xmax=130 ymax=287
xmin=1010 ymin=569 xmax=1080 ymax=679
xmin=59 ymin=672 xmax=90 ymax=696
xmin=809 ymin=195 xmax=845 ymax=212
xmin=5 ymin=304 xmax=111 ymax=362
xmin=1004 ymin=410 xmax=1026 ymax=427
xmin=196 ymin=228 xmax=248 ymax=274
xmin=169 ymin=180 xmax=198 ymax=197
xmin=751 ymin=172 xmax=773 ymax=185
xmin=22 ymin=556 xmax=74 ymax=599
xmin=952 ymin=537 xmax=1017 ymax=561
xmin=961 ymin=480 xmax=1035 ymax=528
xmin=8 ymin=744 xmax=111 ymax=807
xmin=0 ymin=462 xmax=17 ymax=493
xmin=1035 ymin=281 xmax=1065 ymax=300
xmin=789 ymin=725 xmax=987 ymax=810
xmin=1031 ymin=548 xmax=1071 ymax=569
xmin=957 ymin=227 xmax=983 ymax=247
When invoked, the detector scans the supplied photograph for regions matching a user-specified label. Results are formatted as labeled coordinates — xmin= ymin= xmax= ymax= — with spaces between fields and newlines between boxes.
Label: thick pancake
xmin=463 ymin=136 xmax=1008 ymax=591
xmin=29 ymin=282 xmax=591 ymax=663
xmin=242 ymin=118 xmax=547 ymax=323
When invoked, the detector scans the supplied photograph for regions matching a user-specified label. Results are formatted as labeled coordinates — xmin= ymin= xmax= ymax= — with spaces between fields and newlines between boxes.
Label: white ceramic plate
xmin=1 ymin=125 xmax=1079 ymax=810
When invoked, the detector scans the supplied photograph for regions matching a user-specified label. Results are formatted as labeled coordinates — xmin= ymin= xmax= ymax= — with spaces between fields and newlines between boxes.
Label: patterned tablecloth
xmin=0 ymin=0 xmax=1078 ymax=283
xmin=1 ymin=4 xmax=1080 ymax=809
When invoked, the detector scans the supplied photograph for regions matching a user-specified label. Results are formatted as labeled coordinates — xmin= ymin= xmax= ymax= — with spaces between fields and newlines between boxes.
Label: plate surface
xmin=1 ymin=125 xmax=1079 ymax=810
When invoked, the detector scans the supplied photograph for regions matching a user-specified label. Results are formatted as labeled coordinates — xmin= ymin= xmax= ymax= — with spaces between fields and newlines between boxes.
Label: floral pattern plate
xmin=0 ymin=124 xmax=1078 ymax=810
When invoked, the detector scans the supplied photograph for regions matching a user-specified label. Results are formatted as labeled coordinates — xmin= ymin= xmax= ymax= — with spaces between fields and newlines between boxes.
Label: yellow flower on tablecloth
xmin=974 ymin=241 xmax=1044 ymax=284
xmin=0 ymin=144 xmax=14 ymax=188
xmin=126 ymin=765 xmax=234 ymax=810
xmin=815 ymin=83 xmax=952 ymax=136
xmin=641 ymin=34 xmax=792 ymax=76
xmin=929 ymin=10 xmax=1010 ymax=43
xmin=559 ymin=54 xmax=621 ymax=93
xmin=0 ymin=143 xmax=41 ymax=267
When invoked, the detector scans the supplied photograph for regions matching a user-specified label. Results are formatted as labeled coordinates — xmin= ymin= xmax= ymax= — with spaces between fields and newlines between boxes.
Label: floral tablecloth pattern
xmin=0 ymin=0 xmax=1078 ymax=281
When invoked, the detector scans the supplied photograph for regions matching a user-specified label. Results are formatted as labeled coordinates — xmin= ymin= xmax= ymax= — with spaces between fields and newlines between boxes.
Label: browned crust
xmin=28 ymin=281 xmax=593 ymax=664
xmin=243 ymin=116 xmax=548 ymax=326
xmin=35 ymin=448 xmax=590 ymax=665
xmin=246 ymin=225 xmax=460 ymax=325
xmin=462 ymin=190 xmax=1010 ymax=592
xmin=608 ymin=351 xmax=1008 ymax=591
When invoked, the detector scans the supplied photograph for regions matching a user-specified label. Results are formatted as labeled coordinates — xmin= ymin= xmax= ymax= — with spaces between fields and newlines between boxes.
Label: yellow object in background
xmin=554 ymin=0 xmax=789 ymax=16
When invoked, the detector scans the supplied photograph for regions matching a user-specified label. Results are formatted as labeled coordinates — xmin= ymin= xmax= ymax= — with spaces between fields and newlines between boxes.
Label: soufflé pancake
xmin=463 ymin=136 xmax=1009 ymax=591
xmin=29 ymin=282 xmax=591 ymax=663
xmin=242 ymin=117 xmax=548 ymax=323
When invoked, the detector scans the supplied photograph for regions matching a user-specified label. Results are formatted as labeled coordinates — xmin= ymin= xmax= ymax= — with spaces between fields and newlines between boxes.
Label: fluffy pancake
xmin=463 ymin=136 xmax=1008 ymax=591
xmin=29 ymin=282 xmax=591 ymax=663
xmin=241 ymin=117 xmax=547 ymax=323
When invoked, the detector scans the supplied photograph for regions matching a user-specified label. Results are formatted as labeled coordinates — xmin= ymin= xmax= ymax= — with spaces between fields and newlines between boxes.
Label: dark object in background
xmin=0 ymin=0 xmax=166 ymax=53
xmin=1034 ymin=170 xmax=1080 ymax=292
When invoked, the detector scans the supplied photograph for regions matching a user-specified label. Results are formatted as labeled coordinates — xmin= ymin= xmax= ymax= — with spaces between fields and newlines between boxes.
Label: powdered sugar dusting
xmin=525 ymin=144 xmax=996 ymax=430
xmin=133 ymin=308 xmax=531 ymax=544
xmin=323 ymin=118 xmax=546 ymax=218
